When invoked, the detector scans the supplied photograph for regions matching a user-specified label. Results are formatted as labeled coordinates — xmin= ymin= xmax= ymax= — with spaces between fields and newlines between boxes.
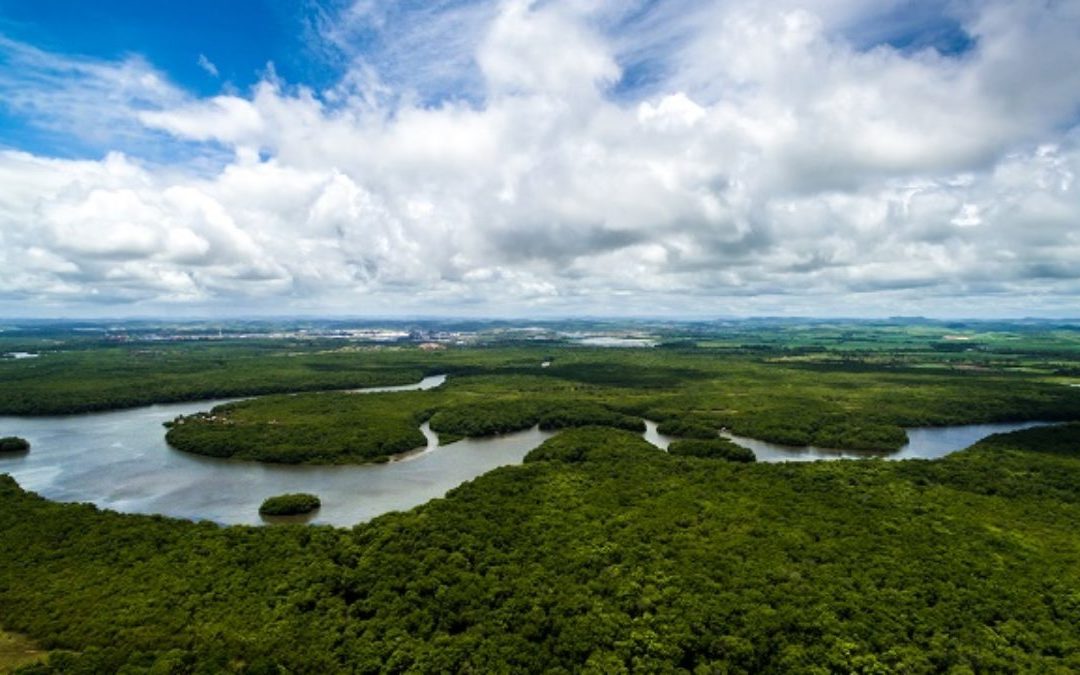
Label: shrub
xmin=258 ymin=493 xmax=321 ymax=516
xmin=668 ymin=438 xmax=756 ymax=462
xmin=0 ymin=436 xmax=30 ymax=453
xmin=656 ymin=417 xmax=718 ymax=439
xmin=524 ymin=427 xmax=659 ymax=463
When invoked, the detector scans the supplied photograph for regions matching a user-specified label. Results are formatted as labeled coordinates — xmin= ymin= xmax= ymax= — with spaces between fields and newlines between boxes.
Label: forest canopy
xmin=668 ymin=438 xmax=756 ymax=462
xmin=2 ymin=326 xmax=1080 ymax=671
xmin=1 ymin=423 xmax=1079 ymax=672
xmin=157 ymin=344 xmax=1080 ymax=464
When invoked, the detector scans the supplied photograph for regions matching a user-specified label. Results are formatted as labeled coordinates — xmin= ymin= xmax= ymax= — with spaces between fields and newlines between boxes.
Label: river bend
xmin=0 ymin=376 xmax=1050 ymax=526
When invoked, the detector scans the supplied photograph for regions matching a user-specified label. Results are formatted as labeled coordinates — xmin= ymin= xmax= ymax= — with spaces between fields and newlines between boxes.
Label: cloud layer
xmin=1 ymin=0 xmax=1079 ymax=317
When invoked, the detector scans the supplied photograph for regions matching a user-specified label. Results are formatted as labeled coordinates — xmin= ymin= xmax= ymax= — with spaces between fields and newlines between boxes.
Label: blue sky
xmin=0 ymin=1 xmax=323 ymax=92
xmin=0 ymin=0 xmax=1078 ymax=318
xmin=0 ymin=0 xmax=980 ymax=158
xmin=0 ymin=0 xmax=338 ymax=157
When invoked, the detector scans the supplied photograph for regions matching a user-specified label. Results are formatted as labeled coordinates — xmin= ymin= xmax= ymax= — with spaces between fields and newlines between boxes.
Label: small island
xmin=0 ymin=436 xmax=30 ymax=453
xmin=668 ymin=438 xmax=756 ymax=463
xmin=258 ymin=493 xmax=322 ymax=516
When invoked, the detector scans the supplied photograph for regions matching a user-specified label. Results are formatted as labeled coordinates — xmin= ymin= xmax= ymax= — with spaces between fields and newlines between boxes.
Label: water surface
xmin=0 ymin=375 xmax=553 ymax=526
xmin=642 ymin=420 xmax=676 ymax=450
xmin=720 ymin=421 xmax=1052 ymax=463
xmin=575 ymin=337 xmax=657 ymax=348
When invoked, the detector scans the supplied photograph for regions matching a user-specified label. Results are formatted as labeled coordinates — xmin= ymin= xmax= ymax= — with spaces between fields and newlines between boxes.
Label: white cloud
xmin=0 ymin=36 xmax=187 ymax=151
xmin=1 ymin=0 xmax=1079 ymax=316
xmin=197 ymin=54 xmax=219 ymax=78
xmin=139 ymin=95 xmax=265 ymax=145
xmin=477 ymin=1 xmax=619 ymax=99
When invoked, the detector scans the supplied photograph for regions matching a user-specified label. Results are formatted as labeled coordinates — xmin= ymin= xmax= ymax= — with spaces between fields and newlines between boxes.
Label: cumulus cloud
xmin=1 ymin=0 xmax=1079 ymax=316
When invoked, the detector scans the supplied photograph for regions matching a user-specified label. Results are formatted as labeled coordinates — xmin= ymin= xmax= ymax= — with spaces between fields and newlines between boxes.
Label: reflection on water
xmin=0 ymin=376 xmax=554 ymax=526
xmin=347 ymin=374 xmax=446 ymax=394
xmin=576 ymin=337 xmax=657 ymax=348
xmin=722 ymin=421 xmax=1053 ymax=463
xmin=642 ymin=420 xmax=676 ymax=450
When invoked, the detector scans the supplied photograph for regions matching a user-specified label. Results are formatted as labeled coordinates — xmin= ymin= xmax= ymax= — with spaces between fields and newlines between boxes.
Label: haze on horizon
xmin=0 ymin=0 xmax=1078 ymax=320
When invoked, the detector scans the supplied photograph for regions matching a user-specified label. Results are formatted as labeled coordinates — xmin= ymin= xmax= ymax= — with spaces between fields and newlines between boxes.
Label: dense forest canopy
xmin=4 ymin=320 xmax=1080 ymax=419
xmin=1 ymin=423 xmax=1079 ymax=672
xmin=147 ymin=335 xmax=1080 ymax=462
xmin=667 ymin=438 xmax=756 ymax=462
xmin=1 ymin=321 xmax=1080 ymax=671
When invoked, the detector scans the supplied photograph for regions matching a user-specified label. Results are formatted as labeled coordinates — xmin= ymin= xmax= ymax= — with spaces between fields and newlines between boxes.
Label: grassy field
xmin=0 ymin=630 xmax=46 ymax=673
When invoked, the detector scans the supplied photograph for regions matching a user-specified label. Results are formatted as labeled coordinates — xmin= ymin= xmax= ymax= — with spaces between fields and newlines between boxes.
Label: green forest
xmin=1 ymin=423 xmax=1079 ymax=672
xmin=2 ymin=323 xmax=1080 ymax=672
xmin=161 ymin=347 xmax=1080 ymax=462
xmin=667 ymin=438 xmax=756 ymax=462
xmin=259 ymin=494 xmax=322 ymax=517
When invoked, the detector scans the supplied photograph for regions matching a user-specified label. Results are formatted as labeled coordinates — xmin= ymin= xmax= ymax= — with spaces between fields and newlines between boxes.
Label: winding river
xmin=0 ymin=376 xmax=1052 ymax=526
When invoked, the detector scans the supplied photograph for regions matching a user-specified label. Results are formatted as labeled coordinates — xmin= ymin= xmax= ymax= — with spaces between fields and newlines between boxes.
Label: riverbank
xmin=2 ymin=423 xmax=1079 ymax=671
xmin=0 ymin=395 xmax=1061 ymax=526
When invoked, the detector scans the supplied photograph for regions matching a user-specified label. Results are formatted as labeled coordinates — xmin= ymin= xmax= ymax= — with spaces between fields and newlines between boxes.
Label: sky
xmin=0 ymin=0 xmax=1078 ymax=319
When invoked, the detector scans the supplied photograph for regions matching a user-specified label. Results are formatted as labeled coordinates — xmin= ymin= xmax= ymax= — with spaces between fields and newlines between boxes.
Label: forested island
xmin=259 ymin=493 xmax=322 ymax=516
xmin=1 ymin=319 xmax=1079 ymax=672
xmin=151 ymin=333 xmax=1079 ymax=464
xmin=0 ymin=437 xmax=29 ymax=453
xmin=668 ymin=438 xmax=756 ymax=462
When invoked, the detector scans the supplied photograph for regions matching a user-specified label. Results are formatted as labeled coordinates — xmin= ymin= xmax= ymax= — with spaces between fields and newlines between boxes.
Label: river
xmin=719 ymin=422 xmax=1052 ymax=462
xmin=0 ymin=377 xmax=1051 ymax=526
xmin=0 ymin=375 xmax=549 ymax=526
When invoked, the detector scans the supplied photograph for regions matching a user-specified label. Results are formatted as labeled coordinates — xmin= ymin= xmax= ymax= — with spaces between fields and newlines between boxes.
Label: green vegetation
xmin=523 ymin=426 xmax=659 ymax=463
xmin=538 ymin=403 xmax=646 ymax=433
xmin=3 ymin=322 xmax=1080 ymax=457
xmin=165 ymin=391 xmax=433 ymax=464
xmin=668 ymin=438 xmax=756 ymax=462
xmin=258 ymin=494 xmax=321 ymax=516
xmin=428 ymin=399 xmax=645 ymax=442
xmin=150 ymin=333 xmax=1080 ymax=463
xmin=2 ymin=423 xmax=1080 ymax=671
xmin=165 ymin=378 xmax=649 ymax=464
xmin=655 ymin=416 xmax=721 ymax=439
xmin=0 ymin=437 xmax=29 ymax=454
xmin=0 ymin=342 xmax=431 ymax=415
xmin=3 ymin=320 xmax=1080 ymax=670
xmin=428 ymin=398 xmax=541 ymax=440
